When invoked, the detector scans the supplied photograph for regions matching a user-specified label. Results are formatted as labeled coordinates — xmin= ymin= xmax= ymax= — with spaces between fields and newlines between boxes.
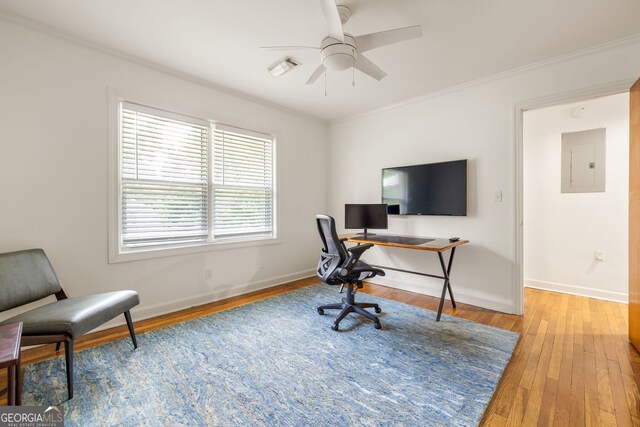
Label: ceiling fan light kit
xmin=321 ymin=35 xmax=357 ymax=71
xmin=261 ymin=0 xmax=423 ymax=90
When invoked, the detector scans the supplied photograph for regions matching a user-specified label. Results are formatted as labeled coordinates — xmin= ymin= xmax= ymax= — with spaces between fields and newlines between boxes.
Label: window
xmin=113 ymin=101 xmax=276 ymax=259
xmin=212 ymin=125 xmax=274 ymax=238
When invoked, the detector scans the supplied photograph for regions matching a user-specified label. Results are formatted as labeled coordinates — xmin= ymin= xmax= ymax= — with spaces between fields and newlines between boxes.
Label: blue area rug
xmin=22 ymin=285 xmax=518 ymax=426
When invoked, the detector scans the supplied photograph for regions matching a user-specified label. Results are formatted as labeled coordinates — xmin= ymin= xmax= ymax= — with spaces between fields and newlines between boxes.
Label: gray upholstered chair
xmin=0 ymin=248 xmax=140 ymax=399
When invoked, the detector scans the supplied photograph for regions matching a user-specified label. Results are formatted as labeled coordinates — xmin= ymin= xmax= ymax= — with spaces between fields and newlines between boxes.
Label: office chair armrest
xmin=347 ymin=243 xmax=373 ymax=256
xmin=338 ymin=243 xmax=374 ymax=277
xmin=342 ymin=266 xmax=385 ymax=278
xmin=339 ymin=237 xmax=349 ymax=242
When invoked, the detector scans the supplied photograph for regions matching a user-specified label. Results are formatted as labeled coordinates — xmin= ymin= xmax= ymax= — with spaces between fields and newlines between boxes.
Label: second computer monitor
xmin=345 ymin=204 xmax=388 ymax=237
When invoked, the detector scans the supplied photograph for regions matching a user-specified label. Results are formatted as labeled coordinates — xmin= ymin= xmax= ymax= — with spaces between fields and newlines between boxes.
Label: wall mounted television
xmin=382 ymin=159 xmax=467 ymax=216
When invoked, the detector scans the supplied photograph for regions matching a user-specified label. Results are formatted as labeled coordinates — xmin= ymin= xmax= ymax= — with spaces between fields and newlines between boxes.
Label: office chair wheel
xmin=374 ymin=307 xmax=382 ymax=314
xmin=374 ymin=321 xmax=382 ymax=330
xmin=331 ymin=323 xmax=339 ymax=331
xmin=317 ymin=308 xmax=325 ymax=315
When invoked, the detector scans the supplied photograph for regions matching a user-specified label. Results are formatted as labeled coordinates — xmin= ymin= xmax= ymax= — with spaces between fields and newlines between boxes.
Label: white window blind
xmin=212 ymin=124 xmax=274 ymax=238
xmin=120 ymin=103 xmax=209 ymax=249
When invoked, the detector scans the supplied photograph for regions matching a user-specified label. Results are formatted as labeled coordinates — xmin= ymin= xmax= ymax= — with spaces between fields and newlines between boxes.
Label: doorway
xmin=514 ymin=80 xmax=636 ymax=315
xmin=522 ymin=93 xmax=630 ymax=304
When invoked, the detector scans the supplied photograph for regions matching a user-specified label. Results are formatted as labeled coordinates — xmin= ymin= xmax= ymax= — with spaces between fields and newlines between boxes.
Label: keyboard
xmin=351 ymin=235 xmax=434 ymax=246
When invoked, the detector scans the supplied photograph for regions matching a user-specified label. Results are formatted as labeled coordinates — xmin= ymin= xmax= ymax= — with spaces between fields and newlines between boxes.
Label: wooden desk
xmin=0 ymin=322 xmax=22 ymax=406
xmin=343 ymin=234 xmax=469 ymax=321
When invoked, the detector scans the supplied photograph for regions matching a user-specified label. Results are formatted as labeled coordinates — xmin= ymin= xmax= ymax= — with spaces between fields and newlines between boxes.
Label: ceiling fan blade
xmin=306 ymin=64 xmax=326 ymax=85
xmin=260 ymin=46 xmax=320 ymax=51
xmin=355 ymin=25 xmax=422 ymax=53
xmin=320 ymin=0 xmax=344 ymax=42
xmin=354 ymin=54 xmax=387 ymax=81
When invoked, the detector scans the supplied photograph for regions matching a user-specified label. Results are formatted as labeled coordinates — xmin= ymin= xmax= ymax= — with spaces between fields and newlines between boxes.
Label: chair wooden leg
xmin=16 ymin=350 xmax=21 ymax=406
xmin=8 ymin=365 xmax=16 ymax=406
xmin=64 ymin=339 xmax=73 ymax=400
xmin=124 ymin=310 xmax=138 ymax=349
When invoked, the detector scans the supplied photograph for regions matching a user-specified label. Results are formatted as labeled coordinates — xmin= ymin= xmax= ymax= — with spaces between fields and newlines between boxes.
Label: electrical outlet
xmin=594 ymin=251 xmax=605 ymax=261
xmin=205 ymin=268 xmax=213 ymax=280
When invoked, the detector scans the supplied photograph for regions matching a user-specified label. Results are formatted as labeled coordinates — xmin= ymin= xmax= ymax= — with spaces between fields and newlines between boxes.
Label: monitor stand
xmin=355 ymin=229 xmax=377 ymax=238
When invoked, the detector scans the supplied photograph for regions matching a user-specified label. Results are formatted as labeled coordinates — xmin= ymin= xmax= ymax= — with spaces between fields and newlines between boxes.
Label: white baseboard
xmin=524 ymin=278 xmax=628 ymax=303
xmin=366 ymin=277 xmax=516 ymax=314
xmin=97 ymin=268 xmax=316 ymax=331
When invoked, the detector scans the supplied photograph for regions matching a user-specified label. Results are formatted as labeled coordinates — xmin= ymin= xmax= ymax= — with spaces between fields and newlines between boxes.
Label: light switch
xmin=494 ymin=191 xmax=503 ymax=203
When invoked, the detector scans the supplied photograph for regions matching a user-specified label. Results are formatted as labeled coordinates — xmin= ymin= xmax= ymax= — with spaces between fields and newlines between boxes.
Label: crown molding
xmin=0 ymin=8 xmax=327 ymax=125
xmin=4 ymin=7 xmax=639 ymax=128
xmin=330 ymin=32 xmax=640 ymax=125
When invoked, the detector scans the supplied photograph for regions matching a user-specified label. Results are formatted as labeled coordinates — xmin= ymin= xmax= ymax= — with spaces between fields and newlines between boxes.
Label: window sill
xmin=108 ymin=236 xmax=280 ymax=264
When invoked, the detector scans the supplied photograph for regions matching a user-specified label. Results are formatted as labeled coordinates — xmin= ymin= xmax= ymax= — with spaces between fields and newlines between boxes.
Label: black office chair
xmin=315 ymin=214 xmax=385 ymax=331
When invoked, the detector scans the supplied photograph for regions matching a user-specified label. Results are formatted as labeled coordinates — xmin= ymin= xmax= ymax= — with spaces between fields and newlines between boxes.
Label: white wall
xmin=0 ymin=18 xmax=327 ymax=324
xmin=523 ymin=94 xmax=629 ymax=302
xmin=328 ymin=38 xmax=640 ymax=314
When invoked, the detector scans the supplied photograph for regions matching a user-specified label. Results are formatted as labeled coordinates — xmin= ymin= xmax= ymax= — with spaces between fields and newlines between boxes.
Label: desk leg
xmin=446 ymin=247 xmax=457 ymax=309
xmin=436 ymin=247 xmax=457 ymax=321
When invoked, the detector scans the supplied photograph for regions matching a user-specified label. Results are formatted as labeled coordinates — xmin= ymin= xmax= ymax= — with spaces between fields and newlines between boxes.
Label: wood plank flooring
xmin=2 ymin=278 xmax=639 ymax=425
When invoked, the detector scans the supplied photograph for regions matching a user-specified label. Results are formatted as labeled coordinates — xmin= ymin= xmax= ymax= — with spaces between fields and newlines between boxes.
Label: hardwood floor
xmin=2 ymin=277 xmax=639 ymax=426
xmin=363 ymin=284 xmax=640 ymax=426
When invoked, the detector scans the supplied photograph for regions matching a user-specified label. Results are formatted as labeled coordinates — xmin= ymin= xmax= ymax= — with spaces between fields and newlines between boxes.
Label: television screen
xmin=345 ymin=204 xmax=388 ymax=230
xmin=382 ymin=160 xmax=467 ymax=216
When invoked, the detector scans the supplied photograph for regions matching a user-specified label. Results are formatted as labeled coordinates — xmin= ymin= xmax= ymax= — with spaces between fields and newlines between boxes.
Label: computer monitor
xmin=345 ymin=204 xmax=388 ymax=237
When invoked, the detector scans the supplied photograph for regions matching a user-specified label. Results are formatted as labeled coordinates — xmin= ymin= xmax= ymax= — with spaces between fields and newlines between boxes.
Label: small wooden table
xmin=0 ymin=322 xmax=22 ymax=406
xmin=343 ymin=234 xmax=469 ymax=321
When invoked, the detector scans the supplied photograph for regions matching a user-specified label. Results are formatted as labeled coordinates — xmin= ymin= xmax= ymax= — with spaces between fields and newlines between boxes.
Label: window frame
xmin=108 ymin=89 xmax=279 ymax=263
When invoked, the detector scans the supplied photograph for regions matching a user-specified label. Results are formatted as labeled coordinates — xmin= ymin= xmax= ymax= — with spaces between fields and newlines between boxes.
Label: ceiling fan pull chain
xmin=352 ymin=48 xmax=356 ymax=86
xmin=352 ymin=61 xmax=355 ymax=87
xmin=325 ymin=69 xmax=328 ymax=97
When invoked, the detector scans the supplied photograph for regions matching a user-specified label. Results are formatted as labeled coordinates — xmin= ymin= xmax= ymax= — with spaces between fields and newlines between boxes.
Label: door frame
xmin=513 ymin=78 xmax=636 ymax=315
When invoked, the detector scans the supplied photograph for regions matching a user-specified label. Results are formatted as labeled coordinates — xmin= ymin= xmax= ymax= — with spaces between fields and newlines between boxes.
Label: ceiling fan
xmin=261 ymin=0 xmax=422 ymax=85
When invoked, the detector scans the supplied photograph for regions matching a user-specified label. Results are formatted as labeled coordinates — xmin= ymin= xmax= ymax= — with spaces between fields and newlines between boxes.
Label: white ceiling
xmin=2 ymin=0 xmax=640 ymax=121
